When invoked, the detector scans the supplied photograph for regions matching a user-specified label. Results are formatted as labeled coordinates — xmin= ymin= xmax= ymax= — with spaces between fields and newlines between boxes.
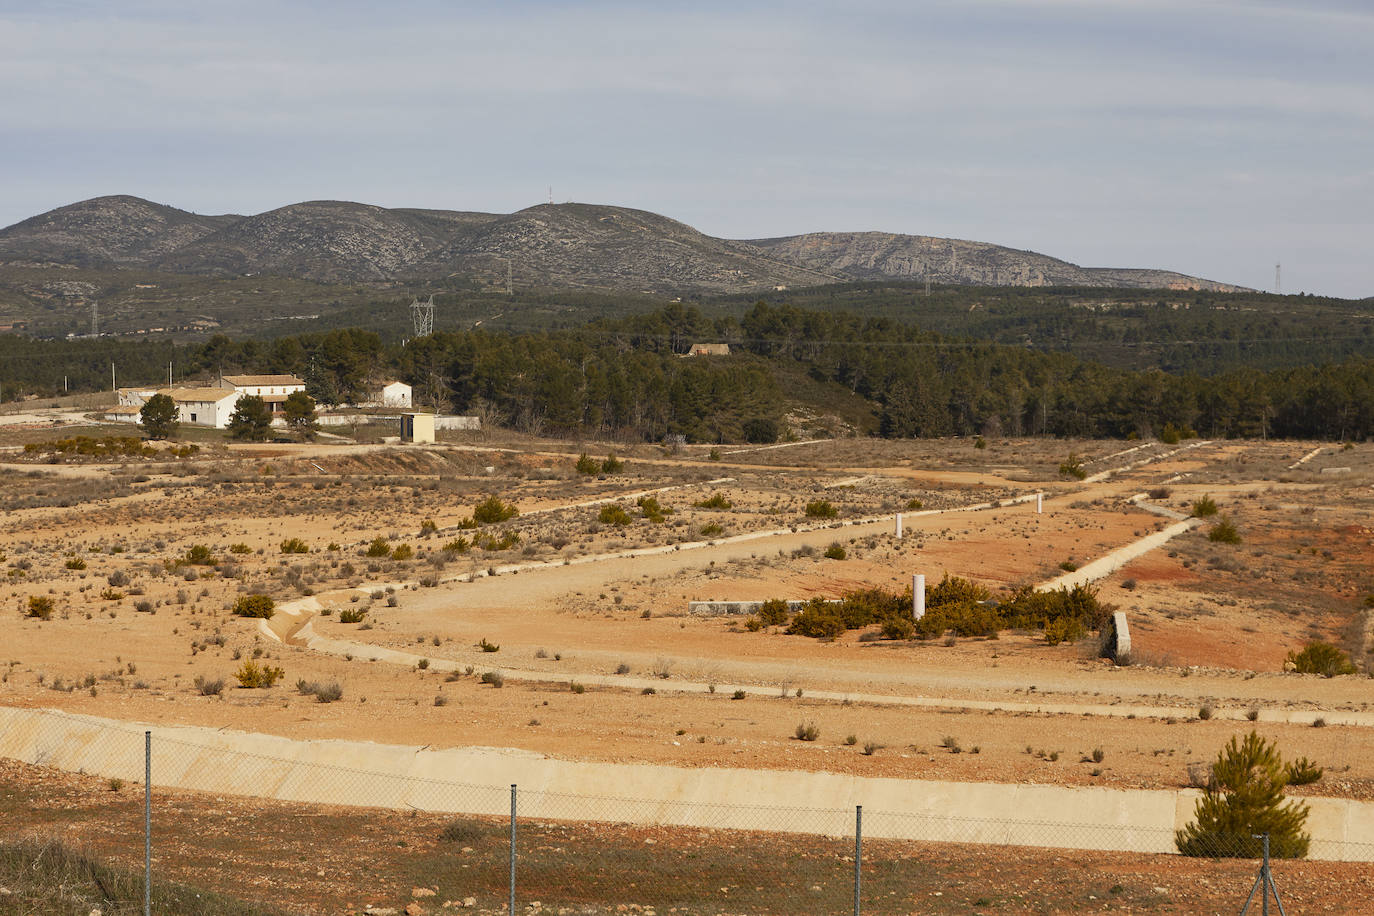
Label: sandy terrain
xmin=2 ymin=431 xmax=1370 ymax=806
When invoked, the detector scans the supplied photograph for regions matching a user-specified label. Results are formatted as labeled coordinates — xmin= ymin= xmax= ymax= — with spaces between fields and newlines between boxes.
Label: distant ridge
xmin=0 ymin=195 xmax=1245 ymax=293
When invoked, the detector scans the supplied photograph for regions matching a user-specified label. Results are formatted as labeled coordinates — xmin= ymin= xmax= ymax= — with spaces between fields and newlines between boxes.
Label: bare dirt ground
xmin=2 ymin=429 xmax=1373 ymax=910
xmin=7 ymin=757 xmax=1374 ymax=915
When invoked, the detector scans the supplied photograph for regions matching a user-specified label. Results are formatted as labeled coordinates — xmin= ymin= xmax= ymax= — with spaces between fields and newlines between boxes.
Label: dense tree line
xmin=4 ymin=303 xmax=1372 ymax=442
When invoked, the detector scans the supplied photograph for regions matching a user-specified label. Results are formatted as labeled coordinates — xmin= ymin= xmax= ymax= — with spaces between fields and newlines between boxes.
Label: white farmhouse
xmin=163 ymin=387 xmax=243 ymax=428
xmin=221 ymin=374 xmax=306 ymax=397
xmin=379 ymin=381 xmax=412 ymax=408
xmin=117 ymin=386 xmax=160 ymax=408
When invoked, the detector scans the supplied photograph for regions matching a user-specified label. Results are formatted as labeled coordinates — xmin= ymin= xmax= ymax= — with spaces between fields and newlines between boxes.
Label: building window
xmin=190 ymin=413 xmax=197 ymax=423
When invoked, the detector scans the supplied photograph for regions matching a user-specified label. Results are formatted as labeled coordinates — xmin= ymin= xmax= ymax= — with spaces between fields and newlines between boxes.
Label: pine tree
xmin=1176 ymin=731 xmax=1310 ymax=858
xmin=138 ymin=393 xmax=179 ymax=440
xmin=227 ymin=395 xmax=273 ymax=442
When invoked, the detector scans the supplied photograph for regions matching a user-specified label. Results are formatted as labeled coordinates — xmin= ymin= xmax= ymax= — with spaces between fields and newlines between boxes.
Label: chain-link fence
xmin=3 ymin=706 xmax=1373 ymax=915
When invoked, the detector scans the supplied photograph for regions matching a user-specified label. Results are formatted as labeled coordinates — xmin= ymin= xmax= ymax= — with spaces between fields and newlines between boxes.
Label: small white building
xmin=221 ymin=374 xmax=306 ymax=398
xmin=401 ymin=412 xmax=435 ymax=444
xmin=685 ymin=343 xmax=730 ymax=357
xmin=116 ymin=387 xmax=160 ymax=408
xmin=379 ymin=381 xmax=412 ymax=408
xmin=163 ymin=387 xmax=243 ymax=428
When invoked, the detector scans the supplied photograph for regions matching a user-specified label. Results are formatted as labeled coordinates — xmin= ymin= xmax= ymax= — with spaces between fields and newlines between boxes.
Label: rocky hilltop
xmin=0 ymin=195 xmax=1243 ymax=293
xmin=750 ymin=232 xmax=1240 ymax=291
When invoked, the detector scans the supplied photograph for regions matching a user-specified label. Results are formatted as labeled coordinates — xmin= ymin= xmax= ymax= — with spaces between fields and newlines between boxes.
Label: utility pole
xmin=111 ymin=362 xmax=115 ymax=393
xmin=1275 ymin=263 xmax=1281 ymax=295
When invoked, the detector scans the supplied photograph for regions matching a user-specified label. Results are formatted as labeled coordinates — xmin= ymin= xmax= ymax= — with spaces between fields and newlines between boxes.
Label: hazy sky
xmin=3 ymin=0 xmax=1371 ymax=296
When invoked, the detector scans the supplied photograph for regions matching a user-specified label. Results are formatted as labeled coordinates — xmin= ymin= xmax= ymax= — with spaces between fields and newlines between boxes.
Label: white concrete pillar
xmin=895 ymin=513 xmax=903 ymax=538
xmin=913 ymin=574 xmax=925 ymax=620
xmin=1036 ymin=492 xmax=1043 ymax=514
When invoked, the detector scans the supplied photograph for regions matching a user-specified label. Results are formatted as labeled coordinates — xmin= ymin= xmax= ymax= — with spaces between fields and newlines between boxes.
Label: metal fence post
xmin=854 ymin=805 xmax=862 ymax=916
xmin=144 ymin=730 xmax=151 ymax=916
xmin=509 ymin=784 xmax=517 ymax=915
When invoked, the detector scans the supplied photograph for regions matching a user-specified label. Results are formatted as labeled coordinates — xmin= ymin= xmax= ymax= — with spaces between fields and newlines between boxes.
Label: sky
xmin=2 ymin=0 xmax=1371 ymax=297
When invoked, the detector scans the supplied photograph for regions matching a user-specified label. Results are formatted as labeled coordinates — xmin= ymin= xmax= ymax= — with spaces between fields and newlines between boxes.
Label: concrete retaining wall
xmin=315 ymin=414 xmax=480 ymax=430
xmin=688 ymin=599 xmax=813 ymax=617
xmin=2 ymin=706 xmax=1369 ymax=860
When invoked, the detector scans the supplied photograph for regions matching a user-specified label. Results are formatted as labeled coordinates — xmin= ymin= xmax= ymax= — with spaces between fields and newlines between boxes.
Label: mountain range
xmin=0 ymin=195 xmax=1244 ymax=295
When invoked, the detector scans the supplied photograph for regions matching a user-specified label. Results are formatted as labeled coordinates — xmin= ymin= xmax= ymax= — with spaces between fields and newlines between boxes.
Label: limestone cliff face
xmin=0 ymin=196 xmax=1243 ymax=293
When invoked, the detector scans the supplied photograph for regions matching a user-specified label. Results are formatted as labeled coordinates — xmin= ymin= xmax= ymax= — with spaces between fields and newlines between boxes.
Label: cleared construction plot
xmin=1 ymin=429 xmax=1372 ymax=912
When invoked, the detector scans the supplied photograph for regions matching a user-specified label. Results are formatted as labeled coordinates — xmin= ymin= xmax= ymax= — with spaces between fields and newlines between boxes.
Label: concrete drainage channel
xmin=3 ymin=704 xmax=1372 ymax=860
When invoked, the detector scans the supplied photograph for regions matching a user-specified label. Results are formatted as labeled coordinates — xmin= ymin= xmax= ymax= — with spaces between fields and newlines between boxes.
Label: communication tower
xmin=1275 ymin=263 xmax=1281 ymax=295
xmin=90 ymin=301 xmax=98 ymax=337
xmin=410 ymin=295 xmax=435 ymax=337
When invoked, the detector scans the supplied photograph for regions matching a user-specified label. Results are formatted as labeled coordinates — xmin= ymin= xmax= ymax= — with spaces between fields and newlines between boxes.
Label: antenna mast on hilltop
xmin=90 ymin=301 xmax=98 ymax=337
xmin=410 ymin=295 xmax=435 ymax=337
xmin=1275 ymin=263 xmax=1281 ymax=295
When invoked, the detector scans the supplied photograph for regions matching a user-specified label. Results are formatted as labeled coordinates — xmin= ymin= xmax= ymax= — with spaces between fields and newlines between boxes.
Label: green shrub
xmin=182 ymin=544 xmax=216 ymax=565
xmin=280 ymin=538 xmax=309 ymax=554
xmin=475 ymin=531 xmax=520 ymax=551
xmin=695 ymin=492 xmax=732 ymax=509
xmin=601 ymin=452 xmax=623 ymax=473
xmin=234 ymin=660 xmax=283 ymax=688
xmin=443 ymin=537 xmax=471 ymax=554
xmin=707 ymin=448 xmax=721 ymax=461
xmin=823 ymin=542 xmax=847 ymax=560
xmin=64 ymin=557 xmax=86 ymax=571
xmin=229 ymin=543 xmax=252 ymax=555
xmin=1058 ymin=454 xmax=1087 ymax=480
xmin=575 ymin=453 xmax=600 ymax=475
xmin=794 ymin=722 xmax=820 ymax=741
xmin=599 ymin=504 xmax=632 ymax=526
xmin=419 ymin=518 xmax=438 ymax=536
xmin=26 ymin=595 xmax=54 ymax=620
xmin=390 ymin=544 xmax=414 ymax=561
xmin=880 ymin=617 xmax=915 ymax=640
xmin=1044 ymin=616 xmax=1087 ymax=646
xmin=757 ymin=599 xmax=791 ymax=627
xmin=915 ymin=600 xmax=1001 ymax=639
xmin=786 ymin=600 xmax=847 ymax=639
xmin=928 ymin=574 xmax=991 ymax=609
xmin=338 ymin=608 xmax=366 ymax=624
xmin=699 ymin=522 xmax=723 ymax=537
xmin=473 ymin=496 xmax=519 ymax=524
xmin=478 ymin=637 xmax=500 ymax=653
xmin=1286 ymin=641 xmax=1356 ymax=677
xmin=1176 ymin=731 xmax=1310 ymax=859
xmin=1191 ymin=495 xmax=1219 ymax=517
xmin=1287 ymin=757 xmax=1323 ymax=786
xmin=364 ymin=537 xmax=392 ymax=558
xmin=480 ymin=670 xmax=504 ymax=688
xmin=1208 ymin=517 xmax=1241 ymax=544
xmin=232 ymin=595 xmax=275 ymax=619
xmin=637 ymin=495 xmax=670 ymax=522
xmin=804 ymin=500 xmax=837 ymax=518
